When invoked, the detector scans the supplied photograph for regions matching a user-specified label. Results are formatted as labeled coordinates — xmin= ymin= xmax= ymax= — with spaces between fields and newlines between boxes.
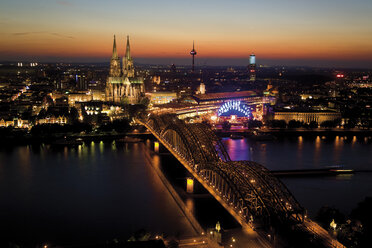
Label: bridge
xmin=138 ymin=114 xmax=345 ymax=247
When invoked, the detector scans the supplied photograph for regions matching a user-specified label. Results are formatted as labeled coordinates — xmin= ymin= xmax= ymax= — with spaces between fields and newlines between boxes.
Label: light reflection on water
xmin=222 ymin=136 xmax=372 ymax=216
xmin=0 ymin=142 xmax=196 ymax=246
xmin=223 ymin=136 xmax=372 ymax=170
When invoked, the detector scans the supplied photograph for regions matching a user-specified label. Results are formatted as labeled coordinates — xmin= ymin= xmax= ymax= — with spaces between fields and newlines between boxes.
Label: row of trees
xmin=216 ymin=119 xmax=345 ymax=130
xmin=267 ymin=119 xmax=342 ymax=129
xmin=30 ymin=118 xmax=132 ymax=136
xmin=316 ymin=197 xmax=372 ymax=248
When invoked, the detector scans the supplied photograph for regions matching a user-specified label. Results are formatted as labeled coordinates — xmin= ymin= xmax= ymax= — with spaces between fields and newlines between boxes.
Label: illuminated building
xmin=192 ymin=91 xmax=272 ymax=105
xmin=249 ymin=53 xmax=256 ymax=81
xmin=147 ymin=92 xmax=177 ymax=105
xmin=190 ymin=41 xmax=197 ymax=72
xmin=37 ymin=115 xmax=68 ymax=125
xmin=218 ymin=100 xmax=251 ymax=118
xmin=173 ymin=91 xmax=273 ymax=119
xmin=152 ymin=76 xmax=161 ymax=85
xmin=68 ymin=92 xmax=93 ymax=106
xmin=197 ymin=82 xmax=206 ymax=94
xmin=76 ymin=75 xmax=87 ymax=90
xmin=83 ymin=101 xmax=103 ymax=115
xmin=274 ymin=110 xmax=341 ymax=124
xmin=105 ymin=35 xmax=144 ymax=103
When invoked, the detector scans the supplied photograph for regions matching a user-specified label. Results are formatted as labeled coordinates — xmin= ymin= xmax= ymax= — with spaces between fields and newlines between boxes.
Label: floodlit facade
xmin=105 ymin=35 xmax=144 ymax=104
xmin=274 ymin=111 xmax=341 ymax=124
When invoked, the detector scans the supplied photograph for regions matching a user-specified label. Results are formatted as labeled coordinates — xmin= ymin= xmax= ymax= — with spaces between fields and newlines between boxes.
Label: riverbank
xmin=0 ymin=132 xmax=152 ymax=146
xmin=141 ymin=143 xmax=204 ymax=236
xmin=215 ymin=128 xmax=372 ymax=138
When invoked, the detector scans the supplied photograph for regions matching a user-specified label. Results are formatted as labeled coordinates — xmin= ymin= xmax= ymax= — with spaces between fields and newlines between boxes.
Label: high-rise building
xmin=190 ymin=41 xmax=197 ymax=72
xmin=170 ymin=63 xmax=176 ymax=73
xmin=76 ymin=74 xmax=87 ymax=90
xmin=249 ymin=53 xmax=256 ymax=81
xmin=106 ymin=35 xmax=144 ymax=103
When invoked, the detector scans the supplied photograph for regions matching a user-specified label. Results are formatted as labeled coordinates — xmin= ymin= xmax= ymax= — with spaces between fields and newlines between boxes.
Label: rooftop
xmin=192 ymin=90 xmax=257 ymax=102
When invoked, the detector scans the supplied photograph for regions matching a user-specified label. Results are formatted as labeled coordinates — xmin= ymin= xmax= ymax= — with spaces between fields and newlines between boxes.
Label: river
xmin=0 ymin=135 xmax=371 ymax=246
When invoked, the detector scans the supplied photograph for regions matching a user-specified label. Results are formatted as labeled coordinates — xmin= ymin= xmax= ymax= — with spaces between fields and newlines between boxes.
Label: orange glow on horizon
xmin=1 ymin=33 xmax=372 ymax=62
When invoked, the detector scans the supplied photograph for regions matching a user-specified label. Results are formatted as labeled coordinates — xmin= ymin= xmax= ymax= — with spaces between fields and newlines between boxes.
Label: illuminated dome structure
xmin=217 ymin=100 xmax=251 ymax=118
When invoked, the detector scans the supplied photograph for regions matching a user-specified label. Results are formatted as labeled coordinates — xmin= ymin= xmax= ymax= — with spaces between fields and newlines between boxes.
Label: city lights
xmin=217 ymin=100 xmax=251 ymax=117
xmin=1 ymin=1 xmax=370 ymax=247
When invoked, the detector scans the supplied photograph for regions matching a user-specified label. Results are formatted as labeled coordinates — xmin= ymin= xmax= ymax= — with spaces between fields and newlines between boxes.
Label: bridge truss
xmin=142 ymin=114 xmax=305 ymax=227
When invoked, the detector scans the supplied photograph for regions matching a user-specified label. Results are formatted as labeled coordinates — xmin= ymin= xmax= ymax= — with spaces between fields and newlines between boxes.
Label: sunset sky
xmin=1 ymin=0 xmax=372 ymax=67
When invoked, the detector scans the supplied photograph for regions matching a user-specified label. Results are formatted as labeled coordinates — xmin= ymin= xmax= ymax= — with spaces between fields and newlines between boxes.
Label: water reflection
xmin=0 ymin=142 xmax=196 ymax=246
xmin=222 ymin=136 xmax=372 ymax=217
xmin=186 ymin=198 xmax=195 ymax=213
xmin=223 ymin=135 xmax=372 ymax=171
xmin=99 ymin=141 xmax=104 ymax=154
xmin=314 ymin=136 xmax=321 ymax=165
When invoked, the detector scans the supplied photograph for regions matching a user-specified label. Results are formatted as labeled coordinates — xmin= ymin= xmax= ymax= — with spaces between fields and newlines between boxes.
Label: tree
xmin=138 ymin=96 xmax=150 ymax=107
xmin=202 ymin=119 xmax=212 ymax=128
xmin=38 ymin=108 xmax=47 ymax=119
xmin=267 ymin=120 xmax=286 ymax=128
xmin=221 ymin=121 xmax=231 ymax=131
xmin=309 ymin=121 xmax=318 ymax=129
xmin=111 ymin=119 xmax=130 ymax=133
xmin=69 ymin=107 xmax=79 ymax=124
xmin=351 ymin=197 xmax=372 ymax=247
xmin=246 ymin=119 xmax=263 ymax=129
xmin=288 ymin=120 xmax=303 ymax=128
xmin=345 ymin=119 xmax=356 ymax=129
xmin=98 ymin=118 xmax=130 ymax=133
xmin=126 ymin=104 xmax=148 ymax=119
xmin=316 ymin=206 xmax=346 ymax=228
xmin=120 ymin=96 xmax=130 ymax=105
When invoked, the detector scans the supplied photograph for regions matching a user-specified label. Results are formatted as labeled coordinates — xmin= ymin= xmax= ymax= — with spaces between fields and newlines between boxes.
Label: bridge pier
xmin=186 ymin=177 xmax=194 ymax=193
xmin=154 ymin=141 xmax=160 ymax=153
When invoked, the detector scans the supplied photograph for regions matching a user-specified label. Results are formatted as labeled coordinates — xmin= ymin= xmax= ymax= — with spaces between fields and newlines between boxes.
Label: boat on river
xmin=115 ymin=136 xmax=142 ymax=143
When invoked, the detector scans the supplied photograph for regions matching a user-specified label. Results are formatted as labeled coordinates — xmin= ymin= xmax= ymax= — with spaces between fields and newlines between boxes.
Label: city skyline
xmin=1 ymin=0 xmax=372 ymax=68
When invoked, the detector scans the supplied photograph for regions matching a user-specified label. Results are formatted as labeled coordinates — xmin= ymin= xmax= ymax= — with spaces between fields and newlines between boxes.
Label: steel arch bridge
xmin=140 ymin=114 xmax=305 ymax=227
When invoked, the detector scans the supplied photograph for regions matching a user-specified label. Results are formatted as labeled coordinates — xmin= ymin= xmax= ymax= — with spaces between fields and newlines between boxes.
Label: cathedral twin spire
xmin=112 ymin=35 xmax=118 ymax=59
xmin=109 ymin=35 xmax=134 ymax=78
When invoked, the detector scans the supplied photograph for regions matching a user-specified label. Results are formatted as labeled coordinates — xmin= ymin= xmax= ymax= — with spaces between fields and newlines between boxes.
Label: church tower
xmin=123 ymin=36 xmax=135 ymax=78
xmin=109 ymin=35 xmax=121 ymax=77
xmin=106 ymin=35 xmax=144 ymax=104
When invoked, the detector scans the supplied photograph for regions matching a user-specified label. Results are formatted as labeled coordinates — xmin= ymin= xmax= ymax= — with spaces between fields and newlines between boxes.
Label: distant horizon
xmin=2 ymin=56 xmax=372 ymax=70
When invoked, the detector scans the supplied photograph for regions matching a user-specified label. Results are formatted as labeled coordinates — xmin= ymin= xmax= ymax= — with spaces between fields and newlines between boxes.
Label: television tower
xmin=190 ymin=41 xmax=197 ymax=72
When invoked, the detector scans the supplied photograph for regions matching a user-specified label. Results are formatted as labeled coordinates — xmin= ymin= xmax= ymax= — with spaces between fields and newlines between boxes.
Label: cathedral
xmin=105 ymin=35 xmax=144 ymax=103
